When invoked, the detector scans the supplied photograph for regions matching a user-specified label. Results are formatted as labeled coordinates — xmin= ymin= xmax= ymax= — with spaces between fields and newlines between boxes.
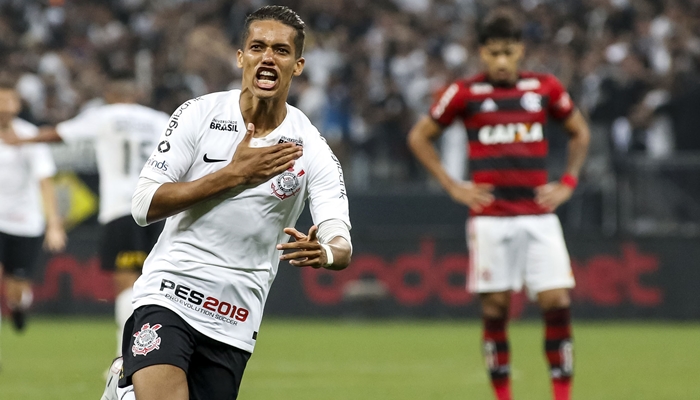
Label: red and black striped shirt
xmin=429 ymin=72 xmax=575 ymax=217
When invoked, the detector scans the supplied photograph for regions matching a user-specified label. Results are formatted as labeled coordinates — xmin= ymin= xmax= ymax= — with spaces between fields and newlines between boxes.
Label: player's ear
xmin=293 ymin=57 xmax=305 ymax=77
xmin=236 ymin=49 xmax=244 ymax=69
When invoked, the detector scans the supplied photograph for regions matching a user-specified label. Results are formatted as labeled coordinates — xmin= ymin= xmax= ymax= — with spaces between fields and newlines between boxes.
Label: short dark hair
xmin=242 ymin=5 xmax=306 ymax=58
xmin=478 ymin=9 xmax=523 ymax=45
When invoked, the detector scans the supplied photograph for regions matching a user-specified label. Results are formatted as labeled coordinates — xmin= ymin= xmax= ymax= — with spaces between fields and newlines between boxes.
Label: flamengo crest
xmin=132 ymin=323 xmax=163 ymax=356
xmin=271 ymin=169 xmax=304 ymax=200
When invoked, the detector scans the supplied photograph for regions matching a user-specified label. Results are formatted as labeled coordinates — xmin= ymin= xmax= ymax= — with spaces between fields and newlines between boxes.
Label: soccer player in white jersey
xmin=0 ymin=81 xmax=66 ymax=332
xmin=11 ymin=80 xmax=169 ymax=354
xmin=116 ymin=6 xmax=352 ymax=400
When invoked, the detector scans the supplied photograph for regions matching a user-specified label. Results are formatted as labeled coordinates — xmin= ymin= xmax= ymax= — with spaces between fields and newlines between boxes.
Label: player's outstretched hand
xmin=276 ymin=225 xmax=327 ymax=268
xmin=535 ymin=182 xmax=573 ymax=211
xmin=448 ymin=181 xmax=494 ymax=212
xmin=227 ymin=123 xmax=302 ymax=186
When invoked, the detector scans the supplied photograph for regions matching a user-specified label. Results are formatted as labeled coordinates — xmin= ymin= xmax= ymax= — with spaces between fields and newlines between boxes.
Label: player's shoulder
xmin=448 ymin=73 xmax=492 ymax=97
xmin=12 ymin=118 xmax=39 ymax=138
xmin=284 ymin=104 xmax=325 ymax=146
xmin=196 ymin=89 xmax=240 ymax=110
xmin=517 ymin=71 xmax=564 ymax=90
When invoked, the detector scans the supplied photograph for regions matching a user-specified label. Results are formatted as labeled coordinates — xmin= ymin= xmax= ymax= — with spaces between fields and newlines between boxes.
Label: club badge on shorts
xmin=132 ymin=323 xmax=163 ymax=356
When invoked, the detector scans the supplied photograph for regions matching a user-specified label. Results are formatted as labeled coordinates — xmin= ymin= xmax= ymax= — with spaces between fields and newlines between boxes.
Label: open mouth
xmin=255 ymin=67 xmax=278 ymax=90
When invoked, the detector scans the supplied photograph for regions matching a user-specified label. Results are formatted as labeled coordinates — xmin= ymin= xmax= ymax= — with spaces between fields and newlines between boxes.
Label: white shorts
xmin=467 ymin=214 xmax=575 ymax=296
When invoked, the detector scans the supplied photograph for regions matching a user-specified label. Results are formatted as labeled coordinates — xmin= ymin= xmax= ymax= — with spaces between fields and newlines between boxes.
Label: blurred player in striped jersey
xmin=9 ymin=79 xmax=169 ymax=356
xmin=408 ymin=9 xmax=590 ymax=400
xmin=0 ymin=79 xmax=66 ymax=333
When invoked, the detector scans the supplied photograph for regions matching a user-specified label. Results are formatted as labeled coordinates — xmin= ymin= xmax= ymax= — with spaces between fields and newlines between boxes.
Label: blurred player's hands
xmin=43 ymin=223 xmax=67 ymax=253
xmin=228 ymin=123 xmax=302 ymax=186
xmin=448 ymin=181 xmax=494 ymax=212
xmin=277 ymin=225 xmax=327 ymax=268
xmin=535 ymin=182 xmax=573 ymax=211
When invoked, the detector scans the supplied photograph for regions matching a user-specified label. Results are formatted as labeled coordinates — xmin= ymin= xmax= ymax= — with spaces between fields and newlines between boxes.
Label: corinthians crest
xmin=271 ymin=169 xmax=304 ymax=200
xmin=132 ymin=323 xmax=163 ymax=356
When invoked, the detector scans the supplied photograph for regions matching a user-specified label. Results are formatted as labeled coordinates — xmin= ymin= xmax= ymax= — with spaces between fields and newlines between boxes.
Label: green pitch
xmin=0 ymin=318 xmax=698 ymax=400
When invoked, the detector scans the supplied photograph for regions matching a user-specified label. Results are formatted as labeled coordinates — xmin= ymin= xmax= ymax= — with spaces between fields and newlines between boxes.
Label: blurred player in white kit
xmin=11 ymin=79 xmax=169 ymax=355
xmin=0 ymin=79 xmax=66 ymax=333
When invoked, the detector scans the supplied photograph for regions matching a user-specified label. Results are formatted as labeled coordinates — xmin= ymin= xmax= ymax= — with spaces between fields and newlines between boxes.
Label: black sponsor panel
xmin=29 ymin=193 xmax=700 ymax=320
xmin=470 ymin=157 xmax=547 ymax=171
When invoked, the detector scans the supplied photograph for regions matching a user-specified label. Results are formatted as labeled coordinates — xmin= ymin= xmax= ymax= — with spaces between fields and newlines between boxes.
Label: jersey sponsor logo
xmin=203 ymin=153 xmax=227 ymax=163
xmin=165 ymin=97 xmax=202 ymax=136
xmin=520 ymin=92 xmax=543 ymax=112
xmin=159 ymin=279 xmax=250 ymax=325
xmin=431 ymin=83 xmax=459 ymax=119
xmin=478 ymin=122 xmax=544 ymax=145
xmin=480 ymin=98 xmax=498 ymax=112
xmin=470 ymin=82 xmax=494 ymax=94
xmin=278 ymin=136 xmax=303 ymax=147
xmin=132 ymin=323 xmax=162 ymax=356
xmin=516 ymin=78 xmax=541 ymax=91
xmin=271 ymin=169 xmax=303 ymax=200
xmin=145 ymin=156 xmax=168 ymax=171
xmin=209 ymin=118 xmax=238 ymax=132
xmin=157 ymin=140 xmax=170 ymax=153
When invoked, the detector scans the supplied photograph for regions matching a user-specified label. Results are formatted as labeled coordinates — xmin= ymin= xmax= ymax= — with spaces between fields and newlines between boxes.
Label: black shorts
xmin=119 ymin=305 xmax=251 ymax=400
xmin=0 ymin=231 xmax=44 ymax=279
xmin=100 ymin=216 xmax=164 ymax=272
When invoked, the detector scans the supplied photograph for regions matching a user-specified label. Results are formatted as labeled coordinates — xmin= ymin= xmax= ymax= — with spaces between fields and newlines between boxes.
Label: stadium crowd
xmin=1 ymin=0 xmax=699 ymax=192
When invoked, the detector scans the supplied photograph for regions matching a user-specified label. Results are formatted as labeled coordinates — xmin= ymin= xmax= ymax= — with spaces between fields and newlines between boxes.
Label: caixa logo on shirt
xmin=159 ymin=279 xmax=250 ymax=324
xmin=478 ymin=122 xmax=543 ymax=145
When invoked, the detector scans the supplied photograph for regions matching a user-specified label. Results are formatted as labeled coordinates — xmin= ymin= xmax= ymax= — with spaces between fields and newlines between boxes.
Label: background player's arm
xmin=141 ymin=123 xmax=302 ymax=224
xmin=39 ymin=177 xmax=67 ymax=252
xmin=408 ymin=116 xmax=494 ymax=212
xmin=535 ymin=109 xmax=590 ymax=210
xmin=3 ymin=126 xmax=62 ymax=144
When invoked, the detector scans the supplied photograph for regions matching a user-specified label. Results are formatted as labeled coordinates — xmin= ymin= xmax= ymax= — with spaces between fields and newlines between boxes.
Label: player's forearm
xmin=408 ymin=129 xmax=456 ymax=193
xmin=324 ymin=236 xmax=352 ymax=270
xmin=146 ymin=169 xmax=246 ymax=223
xmin=23 ymin=127 xmax=63 ymax=144
xmin=563 ymin=110 xmax=591 ymax=178
xmin=39 ymin=178 xmax=63 ymax=228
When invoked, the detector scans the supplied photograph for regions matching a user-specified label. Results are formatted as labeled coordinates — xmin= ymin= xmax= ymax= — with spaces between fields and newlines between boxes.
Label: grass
xmin=0 ymin=318 xmax=698 ymax=399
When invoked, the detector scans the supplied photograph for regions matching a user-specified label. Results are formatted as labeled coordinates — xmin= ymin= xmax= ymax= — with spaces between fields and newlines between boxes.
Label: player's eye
xmin=276 ymin=48 xmax=290 ymax=54
xmin=250 ymin=44 xmax=262 ymax=51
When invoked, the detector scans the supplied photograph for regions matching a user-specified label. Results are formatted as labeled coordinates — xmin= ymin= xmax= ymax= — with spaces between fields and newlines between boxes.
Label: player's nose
xmin=262 ymin=48 xmax=275 ymax=63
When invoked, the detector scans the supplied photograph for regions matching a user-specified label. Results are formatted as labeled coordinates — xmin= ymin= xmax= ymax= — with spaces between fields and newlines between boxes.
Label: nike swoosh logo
xmin=203 ymin=154 xmax=227 ymax=163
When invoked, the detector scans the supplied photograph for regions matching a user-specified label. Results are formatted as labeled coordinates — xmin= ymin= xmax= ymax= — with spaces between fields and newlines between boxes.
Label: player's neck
xmin=239 ymin=89 xmax=287 ymax=137
xmin=485 ymin=72 xmax=519 ymax=87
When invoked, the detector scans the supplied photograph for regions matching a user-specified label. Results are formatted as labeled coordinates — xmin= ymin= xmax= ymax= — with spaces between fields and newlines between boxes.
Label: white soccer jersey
xmin=56 ymin=103 xmax=169 ymax=224
xmin=132 ymin=90 xmax=350 ymax=353
xmin=0 ymin=118 xmax=57 ymax=237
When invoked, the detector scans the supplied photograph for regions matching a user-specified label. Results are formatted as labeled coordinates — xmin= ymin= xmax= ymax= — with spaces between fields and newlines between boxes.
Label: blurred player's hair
xmin=242 ymin=5 xmax=306 ymax=58
xmin=478 ymin=8 xmax=523 ymax=45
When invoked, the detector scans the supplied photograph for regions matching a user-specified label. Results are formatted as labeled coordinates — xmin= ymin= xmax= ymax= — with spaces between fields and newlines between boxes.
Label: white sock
xmin=20 ymin=288 xmax=34 ymax=310
xmin=115 ymin=288 xmax=134 ymax=356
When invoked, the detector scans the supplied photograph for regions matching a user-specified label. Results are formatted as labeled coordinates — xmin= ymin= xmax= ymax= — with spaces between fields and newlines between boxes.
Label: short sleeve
xmin=546 ymin=75 xmax=575 ymax=120
xmin=27 ymin=143 xmax=57 ymax=180
xmin=429 ymin=83 xmax=466 ymax=126
xmin=306 ymin=135 xmax=351 ymax=229
xmin=139 ymin=99 xmax=200 ymax=183
xmin=56 ymin=108 xmax=102 ymax=142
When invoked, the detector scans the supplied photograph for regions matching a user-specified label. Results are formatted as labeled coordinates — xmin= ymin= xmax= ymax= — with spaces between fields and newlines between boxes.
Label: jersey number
xmin=123 ymin=141 xmax=153 ymax=175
